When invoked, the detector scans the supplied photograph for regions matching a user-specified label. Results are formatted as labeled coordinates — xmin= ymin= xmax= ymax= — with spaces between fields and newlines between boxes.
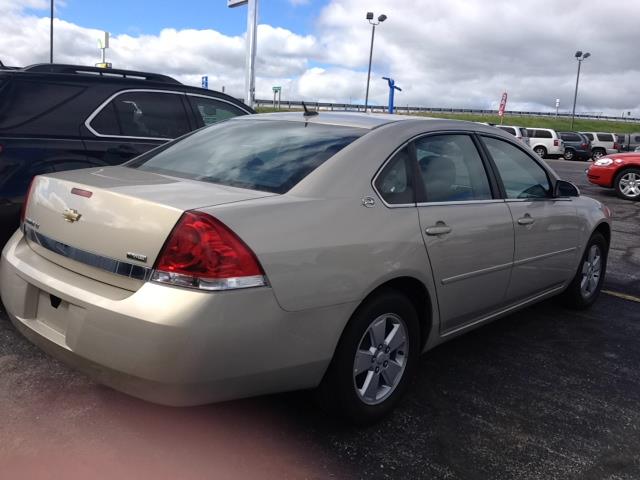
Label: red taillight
xmin=554 ymin=139 xmax=559 ymax=146
xmin=581 ymin=143 xmax=588 ymax=148
xmin=152 ymin=211 xmax=266 ymax=291
xmin=614 ymin=143 xmax=620 ymax=150
xmin=20 ymin=177 xmax=36 ymax=225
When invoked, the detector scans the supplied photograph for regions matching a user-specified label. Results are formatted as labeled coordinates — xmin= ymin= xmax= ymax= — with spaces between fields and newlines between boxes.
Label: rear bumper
xmin=1 ymin=231 xmax=351 ymax=405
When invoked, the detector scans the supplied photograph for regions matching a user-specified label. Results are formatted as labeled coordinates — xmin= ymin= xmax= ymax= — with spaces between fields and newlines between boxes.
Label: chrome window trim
xmin=85 ymin=89 xmax=186 ymax=140
xmin=24 ymin=226 xmax=153 ymax=282
xmin=416 ymin=199 xmax=505 ymax=207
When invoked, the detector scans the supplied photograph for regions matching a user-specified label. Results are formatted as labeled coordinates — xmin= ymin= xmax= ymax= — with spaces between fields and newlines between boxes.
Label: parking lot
xmin=1 ymin=158 xmax=639 ymax=480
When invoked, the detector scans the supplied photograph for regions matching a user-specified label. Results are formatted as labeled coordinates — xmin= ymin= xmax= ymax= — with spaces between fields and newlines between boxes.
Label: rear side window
xmin=129 ymin=119 xmax=365 ymax=194
xmin=0 ymin=80 xmax=84 ymax=130
xmin=188 ymin=96 xmax=245 ymax=126
xmin=498 ymin=126 xmax=516 ymax=135
xmin=634 ymin=136 xmax=640 ymax=143
xmin=597 ymin=133 xmax=614 ymax=142
xmin=535 ymin=130 xmax=552 ymax=139
xmin=483 ymin=136 xmax=551 ymax=199
xmin=90 ymin=91 xmax=190 ymax=139
xmin=374 ymin=147 xmax=414 ymax=204
xmin=561 ymin=133 xmax=581 ymax=142
xmin=415 ymin=134 xmax=492 ymax=202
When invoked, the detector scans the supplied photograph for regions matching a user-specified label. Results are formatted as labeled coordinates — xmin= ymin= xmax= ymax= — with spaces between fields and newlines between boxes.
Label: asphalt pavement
xmin=0 ymin=157 xmax=639 ymax=479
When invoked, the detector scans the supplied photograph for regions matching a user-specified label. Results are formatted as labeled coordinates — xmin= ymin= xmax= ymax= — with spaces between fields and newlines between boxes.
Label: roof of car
xmin=238 ymin=111 xmax=444 ymax=129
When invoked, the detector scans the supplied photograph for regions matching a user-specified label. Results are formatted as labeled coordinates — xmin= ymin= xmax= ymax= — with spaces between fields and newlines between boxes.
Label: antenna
xmin=302 ymin=101 xmax=318 ymax=117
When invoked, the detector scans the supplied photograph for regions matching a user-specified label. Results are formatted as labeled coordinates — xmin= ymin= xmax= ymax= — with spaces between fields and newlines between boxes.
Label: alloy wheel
xmin=353 ymin=313 xmax=408 ymax=405
xmin=618 ymin=172 xmax=640 ymax=199
xmin=580 ymin=244 xmax=602 ymax=299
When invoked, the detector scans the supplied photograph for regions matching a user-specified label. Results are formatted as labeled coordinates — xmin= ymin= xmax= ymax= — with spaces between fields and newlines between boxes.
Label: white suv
xmin=527 ymin=128 xmax=565 ymax=158
xmin=580 ymin=132 xmax=620 ymax=159
xmin=497 ymin=125 xmax=530 ymax=146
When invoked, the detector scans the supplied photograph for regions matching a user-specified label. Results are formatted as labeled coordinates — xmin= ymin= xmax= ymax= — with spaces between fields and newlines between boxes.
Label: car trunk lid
xmin=23 ymin=166 xmax=274 ymax=291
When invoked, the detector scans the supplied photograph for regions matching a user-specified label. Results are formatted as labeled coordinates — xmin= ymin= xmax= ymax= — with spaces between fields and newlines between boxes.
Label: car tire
xmin=560 ymin=232 xmax=608 ymax=309
xmin=534 ymin=146 xmax=547 ymax=158
xmin=614 ymin=168 xmax=640 ymax=201
xmin=563 ymin=149 xmax=575 ymax=161
xmin=315 ymin=289 xmax=420 ymax=425
xmin=592 ymin=148 xmax=606 ymax=160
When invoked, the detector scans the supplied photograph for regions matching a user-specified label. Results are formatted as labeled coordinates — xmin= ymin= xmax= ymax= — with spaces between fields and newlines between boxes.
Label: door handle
xmin=425 ymin=223 xmax=452 ymax=236
xmin=517 ymin=214 xmax=535 ymax=226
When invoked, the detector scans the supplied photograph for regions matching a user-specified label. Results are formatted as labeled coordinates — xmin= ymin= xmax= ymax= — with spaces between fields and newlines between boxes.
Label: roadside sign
xmin=201 ymin=76 xmax=208 ymax=89
xmin=272 ymin=86 xmax=281 ymax=93
xmin=498 ymin=92 xmax=508 ymax=117
xmin=227 ymin=0 xmax=248 ymax=7
xmin=555 ymin=98 xmax=560 ymax=108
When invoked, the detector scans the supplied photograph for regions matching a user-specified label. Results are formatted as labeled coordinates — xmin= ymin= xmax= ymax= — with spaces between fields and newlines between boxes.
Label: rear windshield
xmin=128 ymin=119 xmax=366 ymax=194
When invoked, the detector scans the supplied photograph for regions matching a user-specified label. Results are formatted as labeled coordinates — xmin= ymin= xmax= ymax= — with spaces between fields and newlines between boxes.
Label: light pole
xmin=364 ymin=12 xmax=387 ymax=112
xmin=570 ymin=50 xmax=590 ymax=129
xmin=50 ymin=0 xmax=54 ymax=63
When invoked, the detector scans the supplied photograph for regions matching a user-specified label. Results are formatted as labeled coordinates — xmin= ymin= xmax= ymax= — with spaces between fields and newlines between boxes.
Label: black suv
xmin=558 ymin=131 xmax=592 ymax=161
xmin=0 ymin=64 xmax=253 ymax=246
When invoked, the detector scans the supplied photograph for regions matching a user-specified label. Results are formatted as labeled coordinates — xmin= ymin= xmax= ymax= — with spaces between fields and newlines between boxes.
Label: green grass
xmin=256 ymin=107 xmax=640 ymax=133
xmin=408 ymin=112 xmax=640 ymax=134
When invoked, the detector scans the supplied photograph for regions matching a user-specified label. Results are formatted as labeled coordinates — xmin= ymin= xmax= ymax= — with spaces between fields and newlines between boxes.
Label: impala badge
xmin=62 ymin=208 xmax=82 ymax=223
xmin=127 ymin=252 xmax=147 ymax=263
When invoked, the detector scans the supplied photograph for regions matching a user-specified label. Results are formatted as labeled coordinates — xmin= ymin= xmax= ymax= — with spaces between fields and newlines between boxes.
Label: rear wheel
xmin=592 ymin=148 xmax=606 ymax=160
xmin=563 ymin=149 xmax=575 ymax=160
xmin=560 ymin=232 xmax=607 ymax=309
xmin=614 ymin=168 xmax=640 ymax=201
xmin=316 ymin=289 xmax=420 ymax=425
xmin=534 ymin=146 xmax=547 ymax=158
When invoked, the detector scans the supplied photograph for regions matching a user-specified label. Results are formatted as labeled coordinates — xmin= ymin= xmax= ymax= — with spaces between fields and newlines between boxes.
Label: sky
xmin=2 ymin=0 xmax=639 ymax=115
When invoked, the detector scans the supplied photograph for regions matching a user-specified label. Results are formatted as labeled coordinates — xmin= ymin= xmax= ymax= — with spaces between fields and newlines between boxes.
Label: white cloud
xmin=1 ymin=0 xmax=639 ymax=114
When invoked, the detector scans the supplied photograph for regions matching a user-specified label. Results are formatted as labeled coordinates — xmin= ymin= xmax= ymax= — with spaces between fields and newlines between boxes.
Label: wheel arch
xmin=350 ymin=276 xmax=434 ymax=352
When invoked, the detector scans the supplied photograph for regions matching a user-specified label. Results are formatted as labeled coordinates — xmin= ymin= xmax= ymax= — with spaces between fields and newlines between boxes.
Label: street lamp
xmin=50 ymin=0 xmax=54 ymax=63
xmin=364 ymin=12 xmax=387 ymax=112
xmin=570 ymin=50 xmax=591 ymax=129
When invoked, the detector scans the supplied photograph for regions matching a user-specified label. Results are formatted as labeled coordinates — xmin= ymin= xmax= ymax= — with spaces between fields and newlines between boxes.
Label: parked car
xmin=615 ymin=133 xmax=640 ymax=152
xmin=580 ymin=132 xmax=620 ymax=159
xmin=0 ymin=63 xmax=253 ymax=247
xmin=497 ymin=125 xmax=530 ymax=145
xmin=558 ymin=132 xmax=592 ymax=161
xmin=526 ymin=128 xmax=565 ymax=158
xmin=587 ymin=152 xmax=640 ymax=200
xmin=1 ymin=113 xmax=611 ymax=424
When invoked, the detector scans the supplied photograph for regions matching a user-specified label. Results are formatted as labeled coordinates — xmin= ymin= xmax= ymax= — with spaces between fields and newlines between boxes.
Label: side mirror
xmin=554 ymin=180 xmax=580 ymax=198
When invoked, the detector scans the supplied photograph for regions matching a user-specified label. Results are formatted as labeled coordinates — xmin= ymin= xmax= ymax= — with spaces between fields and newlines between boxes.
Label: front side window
xmin=128 ymin=119 xmax=365 ymax=194
xmin=482 ymin=136 xmax=551 ymax=199
xmin=414 ymin=134 xmax=492 ymax=202
xmin=91 ymin=91 xmax=190 ymax=139
xmin=374 ymin=147 xmax=414 ymax=205
xmin=188 ymin=96 xmax=245 ymax=126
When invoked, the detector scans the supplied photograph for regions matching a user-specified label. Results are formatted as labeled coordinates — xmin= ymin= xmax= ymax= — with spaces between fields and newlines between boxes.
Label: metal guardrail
xmin=254 ymin=99 xmax=640 ymax=123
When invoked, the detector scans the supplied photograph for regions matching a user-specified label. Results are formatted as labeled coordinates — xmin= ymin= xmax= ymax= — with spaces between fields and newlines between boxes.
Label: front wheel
xmin=316 ymin=289 xmax=420 ymax=425
xmin=614 ymin=168 xmax=640 ymax=200
xmin=560 ymin=232 xmax=608 ymax=309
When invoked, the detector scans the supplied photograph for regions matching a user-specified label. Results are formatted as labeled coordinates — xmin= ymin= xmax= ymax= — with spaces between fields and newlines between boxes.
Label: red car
xmin=587 ymin=153 xmax=640 ymax=200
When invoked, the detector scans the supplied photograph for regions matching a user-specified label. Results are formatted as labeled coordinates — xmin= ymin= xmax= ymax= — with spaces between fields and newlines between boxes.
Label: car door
xmin=413 ymin=133 xmax=515 ymax=334
xmin=480 ymin=136 xmax=580 ymax=303
xmin=81 ymin=90 xmax=193 ymax=166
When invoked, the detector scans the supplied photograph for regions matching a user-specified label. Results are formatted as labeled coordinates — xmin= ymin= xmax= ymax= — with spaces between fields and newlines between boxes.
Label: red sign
xmin=498 ymin=92 xmax=508 ymax=117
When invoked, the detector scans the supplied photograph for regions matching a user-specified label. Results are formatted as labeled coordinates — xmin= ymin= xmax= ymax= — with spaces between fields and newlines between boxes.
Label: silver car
xmin=0 ymin=112 xmax=611 ymax=424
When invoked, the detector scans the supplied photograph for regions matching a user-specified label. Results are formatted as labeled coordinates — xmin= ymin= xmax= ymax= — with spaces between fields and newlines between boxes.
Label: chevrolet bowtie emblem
xmin=62 ymin=208 xmax=82 ymax=223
